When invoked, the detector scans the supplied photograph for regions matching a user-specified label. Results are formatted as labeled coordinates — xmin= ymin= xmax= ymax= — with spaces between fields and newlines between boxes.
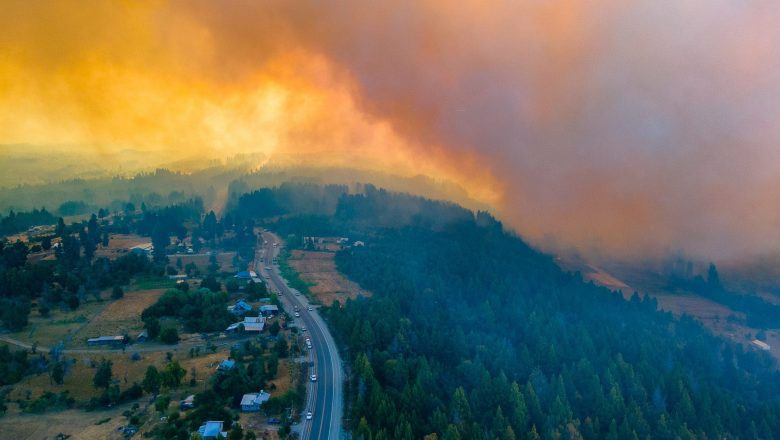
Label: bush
xmin=111 ymin=285 xmax=124 ymax=300
xmin=159 ymin=327 xmax=179 ymax=345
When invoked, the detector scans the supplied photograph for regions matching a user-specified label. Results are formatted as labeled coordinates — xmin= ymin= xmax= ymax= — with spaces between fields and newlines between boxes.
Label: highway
xmin=255 ymin=231 xmax=343 ymax=440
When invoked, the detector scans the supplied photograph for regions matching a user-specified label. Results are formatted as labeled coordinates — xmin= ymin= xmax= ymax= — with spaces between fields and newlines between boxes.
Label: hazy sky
xmin=1 ymin=0 xmax=779 ymax=259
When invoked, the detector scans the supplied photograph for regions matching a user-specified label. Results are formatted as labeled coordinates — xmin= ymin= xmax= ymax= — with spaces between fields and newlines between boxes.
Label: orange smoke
xmin=2 ymin=0 xmax=780 ymax=259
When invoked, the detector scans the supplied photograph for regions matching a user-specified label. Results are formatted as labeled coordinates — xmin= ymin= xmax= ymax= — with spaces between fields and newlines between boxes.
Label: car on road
xmin=307 ymin=306 xmax=313 ymax=311
xmin=294 ymin=312 xmax=300 ymax=317
xmin=267 ymin=417 xmax=280 ymax=425
xmin=306 ymin=411 xmax=313 ymax=420
xmin=301 ymin=326 xmax=306 ymax=332
xmin=310 ymin=374 xmax=317 ymax=382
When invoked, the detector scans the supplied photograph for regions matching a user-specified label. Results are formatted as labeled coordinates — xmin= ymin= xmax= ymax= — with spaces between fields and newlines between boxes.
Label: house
xmin=196 ymin=421 xmax=227 ymax=439
xmin=353 ymin=240 xmax=365 ymax=247
xmin=259 ymin=305 xmax=279 ymax=316
xmin=168 ymin=274 xmax=187 ymax=281
xmin=216 ymin=359 xmax=236 ymax=372
xmin=240 ymin=390 xmax=271 ymax=412
xmin=180 ymin=394 xmax=195 ymax=410
xmin=752 ymin=339 xmax=771 ymax=351
xmin=227 ymin=300 xmax=253 ymax=315
xmin=137 ymin=330 xmax=148 ymax=343
xmin=87 ymin=336 xmax=125 ymax=347
xmin=225 ymin=316 xmax=265 ymax=333
xmin=234 ymin=271 xmax=258 ymax=280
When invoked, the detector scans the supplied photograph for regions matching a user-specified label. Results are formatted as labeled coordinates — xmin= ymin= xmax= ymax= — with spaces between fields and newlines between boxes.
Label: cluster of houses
xmin=87 ymin=299 xmax=280 ymax=347
xmin=191 ymin=389 xmax=271 ymax=437
xmin=225 ymin=299 xmax=280 ymax=333
xmin=234 ymin=270 xmax=262 ymax=284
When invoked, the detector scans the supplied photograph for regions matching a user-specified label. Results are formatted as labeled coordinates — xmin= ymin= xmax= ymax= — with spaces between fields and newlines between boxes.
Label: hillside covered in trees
xmin=234 ymin=184 xmax=780 ymax=439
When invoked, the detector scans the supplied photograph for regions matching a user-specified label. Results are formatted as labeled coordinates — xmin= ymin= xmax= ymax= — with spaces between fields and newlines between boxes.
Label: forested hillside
xmin=239 ymin=185 xmax=780 ymax=439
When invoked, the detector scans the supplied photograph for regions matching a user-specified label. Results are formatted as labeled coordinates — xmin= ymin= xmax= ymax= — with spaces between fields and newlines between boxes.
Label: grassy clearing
xmin=69 ymin=289 xmax=167 ymax=348
xmin=277 ymin=249 xmax=315 ymax=296
xmin=132 ymin=276 xmax=176 ymax=290
xmin=8 ymin=300 xmax=107 ymax=348
xmin=287 ymin=249 xmax=371 ymax=306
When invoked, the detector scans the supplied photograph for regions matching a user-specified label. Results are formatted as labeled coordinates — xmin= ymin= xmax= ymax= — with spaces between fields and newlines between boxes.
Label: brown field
xmin=0 ymin=404 xmax=134 ymax=440
xmin=71 ymin=289 xmax=167 ymax=347
xmin=173 ymin=251 xmax=239 ymax=272
xmin=288 ymin=250 xmax=371 ymax=305
xmin=94 ymin=233 xmax=150 ymax=259
xmin=7 ymin=300 xmax=108 ymax=348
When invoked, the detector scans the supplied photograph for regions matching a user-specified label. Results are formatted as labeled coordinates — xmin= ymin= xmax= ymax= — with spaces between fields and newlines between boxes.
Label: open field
xmin=7 ymin=299 xmax=108 ymax=348
xmin=287 ymin=250 xmax=371 ymax=306
xmin=94 ymin=233 xmax=150 ymax=260
xmin=69 ymin=289 xmax=167 ymax=348
xmin=0 ymin=404 xmax=134 ymax=440
xmin=173 ymin=251 xmax=239 ymax=272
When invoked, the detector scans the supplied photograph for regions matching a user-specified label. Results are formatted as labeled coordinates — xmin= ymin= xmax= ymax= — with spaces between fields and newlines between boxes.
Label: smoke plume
xmin=1 ymin=0 xmax=779 ymax=259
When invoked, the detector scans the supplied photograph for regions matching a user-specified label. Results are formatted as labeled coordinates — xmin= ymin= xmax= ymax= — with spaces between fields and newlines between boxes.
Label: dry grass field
xmin=288 ymin=250 xmax=371 ymax=306
xmin=70 ymin=288 xmax=167 ymax=348
xmin=173 ymin=251 xmax=239 ymax=272
xmin=94 ymin=233 xmax=150 ymax=259
xmin=7 ymin=299 xmax=108 ymax=348
xmin=0 ymin=404 xmax=133 ymax=440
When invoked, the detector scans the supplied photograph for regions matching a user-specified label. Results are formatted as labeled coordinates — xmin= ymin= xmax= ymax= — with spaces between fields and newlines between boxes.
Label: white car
xmin=294 ymin=312 xmax=300 ymax=318
xmin=307 ymin=306 xmax=313 ymax=311
xmin=306 ymin=411 xmax=313 ymax=420
xmin=301 ymin=326 xmax=306 ymax=332
xmin=310 ymin=374 xmax=317 ymax=382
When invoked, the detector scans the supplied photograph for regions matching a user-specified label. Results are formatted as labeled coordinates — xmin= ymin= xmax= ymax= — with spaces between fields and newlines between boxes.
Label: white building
xmin=752 ymin=339 xmax=771 ymax=351
xmin=226 ymin=316 xmax=265 ymax=333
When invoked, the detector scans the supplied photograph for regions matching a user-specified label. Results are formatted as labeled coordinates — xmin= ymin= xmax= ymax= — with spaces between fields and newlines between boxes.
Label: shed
xmin=217 ymin=359 xmax=236 ymax=372
xmin=752 ymin=339 xmax=771 ymax=351
xmin=228 ymin=300 xmax=253 ymax=315
xmin=136 ymin=330 xmax=148 ymax=343
xmin=87 ymin=335 xmax=125 ymax=347
xmin=259 ymin=305 xmax=279 ymax=316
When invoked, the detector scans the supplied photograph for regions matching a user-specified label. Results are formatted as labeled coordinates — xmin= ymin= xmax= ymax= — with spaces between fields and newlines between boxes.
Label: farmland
xmin=286 ymin=250 xmax=371 ymax=306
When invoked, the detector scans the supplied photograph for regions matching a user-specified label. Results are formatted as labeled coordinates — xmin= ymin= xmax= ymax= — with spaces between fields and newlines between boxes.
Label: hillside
xmin=233 ymin=184 xmax=780 ymax=439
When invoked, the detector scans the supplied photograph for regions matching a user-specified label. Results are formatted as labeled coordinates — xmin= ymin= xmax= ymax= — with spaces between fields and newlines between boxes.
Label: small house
xmin=87 ymin=335 xmax=125 ymax=347
xmin=234 ymin=271 xmax=258 ymax=280
xmin=180 ymin=394 xmax=195 ymax=410
xmin=259 ymin=305 xmax=279 ymax=316
xmin=216 ymin=359 xmax=236 ymax=372
xmin=226 ymin=316 xmax=265 ymax=333
xmin=137 ymin=330 xmax=148 ymax=343
xmin=196 ymin=421 xmax=227 ymax=439
xmin=240 ymin=390 xmax=271 ymax=412
xmin=752 ymin=339 xmax=771 ymax=351
xmin=228 ymin=300 xmax=253 ymax=315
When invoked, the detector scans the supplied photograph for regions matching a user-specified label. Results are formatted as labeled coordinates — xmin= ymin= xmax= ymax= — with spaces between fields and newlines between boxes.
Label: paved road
xmin=255 ymin=231 xmax=344 ymax=440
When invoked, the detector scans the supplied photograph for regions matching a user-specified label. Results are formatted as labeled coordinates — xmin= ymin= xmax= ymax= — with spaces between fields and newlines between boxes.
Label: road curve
xmin=256 ymin=231 xmax=344 ymax=440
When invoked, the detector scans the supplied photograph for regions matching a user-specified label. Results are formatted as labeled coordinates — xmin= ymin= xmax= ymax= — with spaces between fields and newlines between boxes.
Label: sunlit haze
xmin=2 ymin=0 xmax=779 ymax=259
